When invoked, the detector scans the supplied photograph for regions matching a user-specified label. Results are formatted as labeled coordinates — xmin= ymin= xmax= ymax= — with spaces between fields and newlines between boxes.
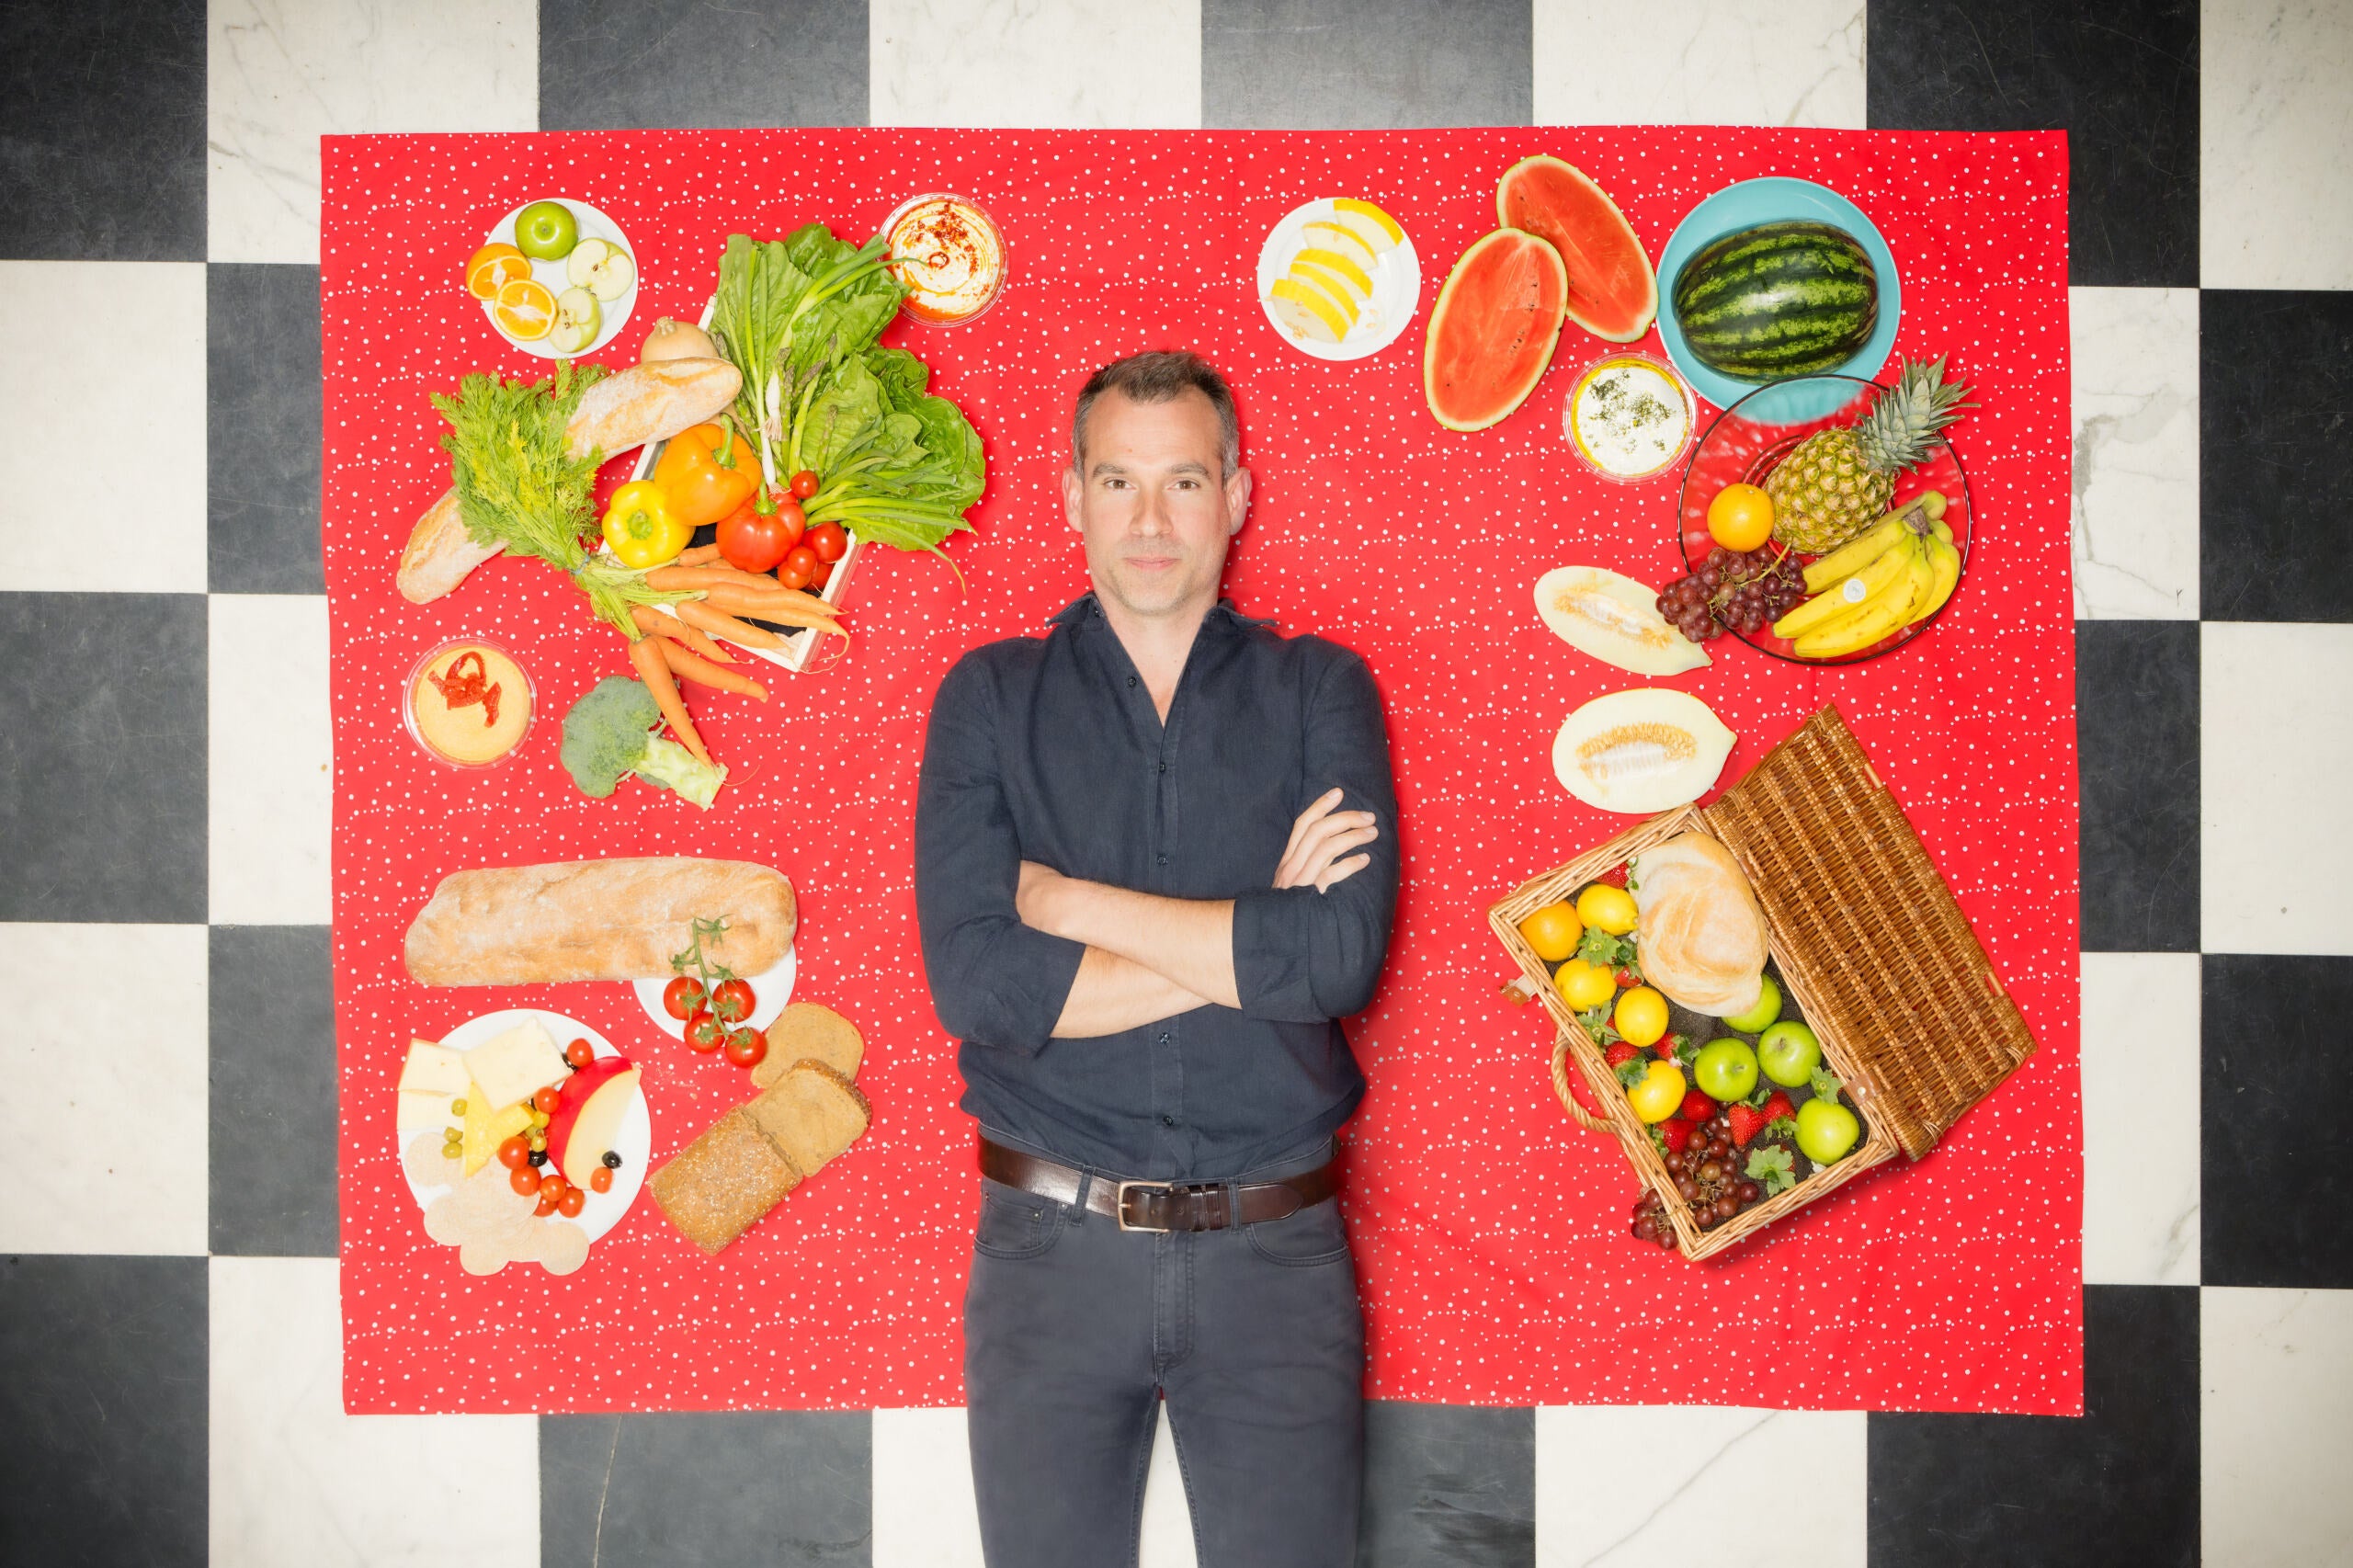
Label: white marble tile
xmin=0 ymin=261 xmax=207 ymax=595
xmin=2201 ymin=0 xmax=2353 ymax=290
xmin=210 ymin=1256 xmax=539 ymax=1568
xmin=1536 ymin=1405 xmax=1866 ymax=1566
xmin=208 ymin=0 xmax=538 ymax=266
xmin=2202 ymin=621 xmax=2353 ymax=956
xmin=2070 ymin=287 xmax=2200 ymax=620
xmin=210 ymin=594 xmax=333 ymax=925
xmin=0 ymin=923 xmax=207 ymax=1255
xmin=1533 ymin=0 xmax=1866 ymax=129
xmin=2079 ymin=952 xmax=2200 ymax=1286
xmin=2203 ymin=1286 xmax=2353 ymax=1564
xmin=870 ymin=1403 xmax=1198 ymax=1566
xmin=870 ymin=0 xmax=1201 ymax=129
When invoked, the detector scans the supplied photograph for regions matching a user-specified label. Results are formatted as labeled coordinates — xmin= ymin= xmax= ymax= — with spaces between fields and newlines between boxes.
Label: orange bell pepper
xmin=652 ymin=422 xmax=761 ymax=528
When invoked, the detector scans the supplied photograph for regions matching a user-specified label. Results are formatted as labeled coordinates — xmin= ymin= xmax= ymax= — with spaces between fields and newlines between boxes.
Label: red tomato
xmin=564 ymin=1038 xmax=595 ymax=1070
xmin=496 ymin=1134 xmax=532 ymax=1171
xmin=662 ymin=976 xmax=706 ymax=1021
xmin=724 ymin=1027 xmax=768 ymax=1069
xmin=790 ymin=469 xmax=820 ymax=499
xmin=509 ymin=1165 xmax=540 ymax=1197
xmin=810 ymin=558 xmax=835 ymax=590
xmin=805 ymin=522 xmax=847 ymax=562
xmin=776 ymin=552 xmax=813 ymax=591
xmin=710 ymin=978 xmax=756 ymax=1023
xmin=538 ymin=1172 xmax=569 ymax=1202
xmin=685 ymin=1010 xmax=725 ymax=1052
xmin=533 ymin=1194 xmax=558 ymax=1217
xmin=533 ymin=1085 xmax=564 ymax=1116
xmin=775 ymin=497 xmax=807 ymax=532
xmin=557 ymin=1186 xmax=586 ymax=1219
xmin=590 ymin=1166 xmax=614 ymax=1194
xmin=717 ymin=503 xmax=794 ymax=574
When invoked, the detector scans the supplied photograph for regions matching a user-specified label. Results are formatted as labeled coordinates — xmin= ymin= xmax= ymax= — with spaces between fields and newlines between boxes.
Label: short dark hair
xmin=1071 ymin=351 xmax=1240 ymax=478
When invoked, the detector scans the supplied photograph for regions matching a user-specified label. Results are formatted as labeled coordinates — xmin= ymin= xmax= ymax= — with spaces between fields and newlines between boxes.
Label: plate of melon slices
xmin=1256 ymin=197 xmax=1421 ymax=362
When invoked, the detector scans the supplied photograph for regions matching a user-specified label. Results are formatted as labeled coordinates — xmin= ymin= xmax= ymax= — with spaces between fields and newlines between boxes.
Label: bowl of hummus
xmin=882 ymin=193 xmax=1006 ymax=326
xmin=404 ymin=640 xmax=533 ymax=768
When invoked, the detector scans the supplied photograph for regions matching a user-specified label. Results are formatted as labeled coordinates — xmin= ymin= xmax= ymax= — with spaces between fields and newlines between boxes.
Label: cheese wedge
xmin=397 ymin=1088 xmax=463 ymax=1133
xmin=398 ymin=1038 xmax=470 ymax=1096
xmin=464 ymin=1021 xmax=568 ymax=1111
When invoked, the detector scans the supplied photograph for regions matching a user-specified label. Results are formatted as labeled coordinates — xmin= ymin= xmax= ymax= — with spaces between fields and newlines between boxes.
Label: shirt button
xmin=1158 ymin=1032 xmax=1171 ymax=1044
xmin=1126 ymin=675 xmax=1137 ymax=687
xmin=1158 ymin=762 xmax=1167 ymax=773
xmin=1156 ymin=853 xmax=1168 ymax=866
xmin=1161 ymin=1114 xmax=1180 ymax=1128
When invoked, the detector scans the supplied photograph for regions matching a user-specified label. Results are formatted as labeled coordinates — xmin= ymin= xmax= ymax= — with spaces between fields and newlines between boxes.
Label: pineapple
xmin=1766 ymin=356 xmax=1973 ymax=553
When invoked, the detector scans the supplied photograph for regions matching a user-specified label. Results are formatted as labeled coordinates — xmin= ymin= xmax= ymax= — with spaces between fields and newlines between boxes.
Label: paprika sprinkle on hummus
xmin=883 ymin=194 xmax=1006 ymax=325
xmin=405 ymin=640 xmax=533 ymax=767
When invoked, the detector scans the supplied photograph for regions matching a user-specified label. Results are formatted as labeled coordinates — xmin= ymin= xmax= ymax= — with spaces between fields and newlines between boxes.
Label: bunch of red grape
xmin=1656 ymin=546 xmax=1810 ymax=642
xmin=1665 ymin=1111 xmax=1764 ymax=1230
xmin=1629 ymin=1189 xmax=1677 ymax=1248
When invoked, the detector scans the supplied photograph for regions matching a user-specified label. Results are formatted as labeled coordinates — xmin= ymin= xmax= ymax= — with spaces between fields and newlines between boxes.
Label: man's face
xmin=1062 ymin=388 xmax=1251 ymax=622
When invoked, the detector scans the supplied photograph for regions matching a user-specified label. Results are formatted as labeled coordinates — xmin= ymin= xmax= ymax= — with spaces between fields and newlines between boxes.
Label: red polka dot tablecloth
xmin=321 ymin=128 xmax=2079 ymax=1415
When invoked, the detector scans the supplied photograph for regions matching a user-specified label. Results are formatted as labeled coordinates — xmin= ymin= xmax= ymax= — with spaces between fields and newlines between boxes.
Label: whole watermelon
xmin=1673 ymin=222 xmax=1878 ymax=383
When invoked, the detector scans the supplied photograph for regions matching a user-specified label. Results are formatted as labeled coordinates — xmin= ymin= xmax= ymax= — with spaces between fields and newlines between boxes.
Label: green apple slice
xmin=550 ymin=286 xmax=601 ymax=353
xmin=565 ymin=237 xmax=613 ymax=288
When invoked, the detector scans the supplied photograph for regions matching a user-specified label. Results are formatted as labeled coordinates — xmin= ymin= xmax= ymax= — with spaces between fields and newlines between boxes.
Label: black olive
xmin=603 ymin=1151 xmax=623 ymax=1169
xmin=528 ymin=1150 xmax=547 ymax=1167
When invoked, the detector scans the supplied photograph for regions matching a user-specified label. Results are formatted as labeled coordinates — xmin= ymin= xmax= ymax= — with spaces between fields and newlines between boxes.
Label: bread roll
xmin=648 ymin=1109 xmax=801 ymax=1256
xmin=403 ymin=858 xmax=794 ymax=986
xmin=396 ymin=358 xmax=744 ymax=604
xmin=1631 ymin=833 xmax=1768 ymax=1017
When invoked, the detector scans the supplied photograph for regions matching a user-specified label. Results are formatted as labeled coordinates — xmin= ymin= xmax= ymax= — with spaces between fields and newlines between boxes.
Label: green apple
xmin=514 ymin=199 xmax=579 ymax=261
xmin=1796 ymin=1096 xmax=1859 ymax=1164
xmin=1756 ymin=1021 xmax=1822 ymax=1087
xmin=1692 ymin=1039 xmax=1757 ymax=1102
xmin=1721 ymin=976 xmax=1780 ymax=1034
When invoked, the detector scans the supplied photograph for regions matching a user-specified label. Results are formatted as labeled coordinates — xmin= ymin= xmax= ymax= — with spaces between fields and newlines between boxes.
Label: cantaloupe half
xmin=1423 ymin=228 xmax=1569 ymax=433
xmin=1552 ymin=688 xmax=1736 ymax=813
xmin=1496 ymin=155 xmax=1657 ymax=344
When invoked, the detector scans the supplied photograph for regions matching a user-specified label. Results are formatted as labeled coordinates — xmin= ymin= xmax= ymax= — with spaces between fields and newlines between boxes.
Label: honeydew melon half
xmin=1552 ymin=687 xmax=1736 ymax=813
xmin=1423 ymin=227 xmax=1569 ymax=433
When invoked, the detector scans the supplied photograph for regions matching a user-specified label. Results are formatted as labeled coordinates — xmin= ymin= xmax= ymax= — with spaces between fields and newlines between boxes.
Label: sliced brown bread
xmin=647 ymin=1108 xmax=802 ymax=1256
xmin=745 ymin=1060 xmax=871 ymax=1179
xmin=749 ymin=1002 xmax=865 ymax=1088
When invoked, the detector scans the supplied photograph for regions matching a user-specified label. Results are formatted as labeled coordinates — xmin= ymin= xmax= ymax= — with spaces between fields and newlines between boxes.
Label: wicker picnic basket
xmin=1488 ymin=704 xmax=2037 ymax=1260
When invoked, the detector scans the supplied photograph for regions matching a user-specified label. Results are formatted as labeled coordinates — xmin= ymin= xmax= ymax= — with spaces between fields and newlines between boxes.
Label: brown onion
xmin=639 ymin=317 xmax=719 ymax=363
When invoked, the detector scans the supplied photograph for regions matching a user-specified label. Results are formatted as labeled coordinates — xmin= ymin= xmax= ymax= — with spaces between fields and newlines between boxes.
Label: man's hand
xmin=1273 ymin=788 xmax=1380 ymax=893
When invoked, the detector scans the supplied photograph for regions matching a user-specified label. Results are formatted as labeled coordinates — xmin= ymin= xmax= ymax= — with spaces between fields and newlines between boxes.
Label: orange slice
xmin=465 ymin=243 xmax=530 ymax=301
xmin=493 ymin=276 xmax=556 ymax=341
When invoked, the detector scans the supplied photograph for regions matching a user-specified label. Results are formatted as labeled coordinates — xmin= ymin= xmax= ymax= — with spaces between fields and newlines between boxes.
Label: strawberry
xmin=1678 ymin=1088 xmax=1716 ymax=1124
xmin=1759 ymin=1090 xmax=1798 ymax=1131
xmin=1596 ymin=863 xmax=1630 ymax=887
xmin=1606 ymin=1041 xmax=1640 ymax=1067
xmin=1657 ymin=1116 xmax=1693 ymax=1154
xmin=1654 ymin=1038 xmax=1677 ymax=1060
xmin=1726 ymin=1102 xmax=1768 ymax=1147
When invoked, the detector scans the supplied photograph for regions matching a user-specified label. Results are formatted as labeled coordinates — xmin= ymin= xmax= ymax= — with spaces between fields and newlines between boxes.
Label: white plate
xmin=632 ymin=945 xmax=798 ymax=1040
xmin=1255 ymin=198 xmax=1422 ymax=363
xmin=397 ymin=1008 xmax=651 ymax=1244
xmin=479 ymin=198 xmax=639 ymax=359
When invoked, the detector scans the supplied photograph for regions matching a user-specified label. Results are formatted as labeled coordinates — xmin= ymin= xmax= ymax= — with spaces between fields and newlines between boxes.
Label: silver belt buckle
xmin=1115 ymin=1179 xmax=1173 ymax=1233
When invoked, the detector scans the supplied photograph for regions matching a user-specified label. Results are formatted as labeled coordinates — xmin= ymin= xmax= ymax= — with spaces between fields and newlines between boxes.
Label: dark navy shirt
xmin=915 ymin=593 xmax=1399 ymax=1180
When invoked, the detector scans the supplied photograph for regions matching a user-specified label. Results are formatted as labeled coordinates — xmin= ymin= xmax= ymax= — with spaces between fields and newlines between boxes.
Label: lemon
xmin=1287 ymin=263 xmax=1361 ymax=324
xmin=1267 ymin=278 xmax=1348 ymax=343
xmin=1292 ymin=245 xmax=1372 ymax=298
xmin=1614 ymin=985 xmax=1669 ymax=1047
xmin=1334 ymin=197 xmax=1404 ymax=246
xmin=1518 ymin=901 xmax=1584 ymax=963
xmin=1556 ymin=957 xmax=1617 ymax=1010
xmin=1627 ymin=1061 xmax=1685 ymax=1123
xmin=1302 ymin=221 xmax=1378 ymax=272
xmin=1575 ymin=882 xmax=1639 ymax=936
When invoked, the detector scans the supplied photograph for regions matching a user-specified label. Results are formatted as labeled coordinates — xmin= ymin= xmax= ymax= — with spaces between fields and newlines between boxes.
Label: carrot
xmin=629 ymin=635 xmax=712 ymax=766
xmin=674 ymin=598 xmax=784 ymax=650
xmin=674 ymin=543 xmax=725 ymax=567
xmin=631 ymin=604 xmax=737 ymax=664
xmin=704 ymin=585 xmax=847 ymax=632
xmin=660 ymin=639 xmax=768 ymax=701
xmin=645 ymin=564 xmax=783 ymax=593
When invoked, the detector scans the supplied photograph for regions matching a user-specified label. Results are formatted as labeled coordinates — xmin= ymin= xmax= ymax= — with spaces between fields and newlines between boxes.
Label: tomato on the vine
xmin=710 ymin=978 xmax=756 ymax=1023
xmin=662 ymin=976 xmax=706 ymax=1021
xmin=790 ymin=470 xmax=820 ymax=499
xmin=685 ymin=1010 xmax=725 ymax=1052
xmin=805 ymin=522 xmax=847 ymax=563
xmin=723 ymin=1027 xmax=768 ymax=1069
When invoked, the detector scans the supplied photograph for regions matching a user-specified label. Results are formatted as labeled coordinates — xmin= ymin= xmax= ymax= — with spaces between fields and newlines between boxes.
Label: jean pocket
xmin=974 ymin=1185 xmax=1066 ymax=1261
xmin=1243 ymin=1199 xmax=1352 ymax=1267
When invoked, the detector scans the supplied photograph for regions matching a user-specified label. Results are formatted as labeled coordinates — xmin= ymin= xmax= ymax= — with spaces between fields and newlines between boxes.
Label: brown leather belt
xmin=979 ymin=1138 xmax=1340 ymax=1233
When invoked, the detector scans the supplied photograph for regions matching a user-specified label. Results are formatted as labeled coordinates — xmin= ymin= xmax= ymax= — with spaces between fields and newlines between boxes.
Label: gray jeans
xmin=963 ymin=1142 xmax=1364 ymax=1568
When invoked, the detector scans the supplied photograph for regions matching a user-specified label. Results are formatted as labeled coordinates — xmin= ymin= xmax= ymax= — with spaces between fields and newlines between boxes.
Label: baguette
xmin=403 ymin=858 xmax=794 ymax=986
xmin=396 ymin=358 xmax=744 ymax=605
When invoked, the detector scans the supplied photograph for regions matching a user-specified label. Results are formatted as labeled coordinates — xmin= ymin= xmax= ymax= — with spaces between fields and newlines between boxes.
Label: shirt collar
xmin=1047 ymin=592 xmax=1276 ymax=632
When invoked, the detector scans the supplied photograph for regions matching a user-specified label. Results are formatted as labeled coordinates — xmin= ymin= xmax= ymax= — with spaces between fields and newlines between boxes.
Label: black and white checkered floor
xmin=3 ymin=1 xmax=2345 ymax=1562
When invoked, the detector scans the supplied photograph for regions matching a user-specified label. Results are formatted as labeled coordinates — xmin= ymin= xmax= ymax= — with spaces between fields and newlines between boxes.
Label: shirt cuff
xmin=1231 ymin=885 xmax=1323 ymax=1022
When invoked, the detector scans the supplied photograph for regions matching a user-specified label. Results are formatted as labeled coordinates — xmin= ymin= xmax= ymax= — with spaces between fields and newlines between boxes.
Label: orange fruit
xmin=493 ymin=276 xmax=557 ymax=341
xmin=1518 ymin=901 xmax=1584 ymax=963
xmin=465 ymin=242 xmax=530 ymax=300
xmin=1707 ymin=483 xmax=1776 ymax=551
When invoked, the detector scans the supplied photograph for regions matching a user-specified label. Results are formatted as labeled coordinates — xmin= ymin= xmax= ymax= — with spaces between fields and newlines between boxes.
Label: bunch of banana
xmin=1770 ymin=493 xmax=1961 ymax=659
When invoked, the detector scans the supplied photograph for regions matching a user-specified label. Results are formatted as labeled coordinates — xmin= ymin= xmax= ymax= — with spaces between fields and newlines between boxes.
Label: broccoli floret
xmin=560 ymin=676 xmax=727 ymax=808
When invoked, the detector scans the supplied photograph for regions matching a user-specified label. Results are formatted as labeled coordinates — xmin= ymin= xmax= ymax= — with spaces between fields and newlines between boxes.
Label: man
xmin=915 ymin=349 xmax=1399 ymax=1567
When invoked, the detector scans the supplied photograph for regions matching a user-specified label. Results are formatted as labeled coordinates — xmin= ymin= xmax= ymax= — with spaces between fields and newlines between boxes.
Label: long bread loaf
xmin=403 ymin=858 xmax=794 ymax=985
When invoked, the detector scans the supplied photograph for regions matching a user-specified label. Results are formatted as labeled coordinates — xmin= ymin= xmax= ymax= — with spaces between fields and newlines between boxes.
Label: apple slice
xmin=545 ymin=1056 xmax=640 ymax=1187
xmin=578 ymin=243 xmax=635 ymax=302
xmin=550 ymin=286 xmax=601 ymax=353
xmin=564 ymin=237 xmax=613 ymax=288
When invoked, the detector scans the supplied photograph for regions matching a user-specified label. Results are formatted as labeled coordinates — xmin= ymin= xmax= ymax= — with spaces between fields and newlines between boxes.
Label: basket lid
xmin=1697 ymin=705 xmax=2036 ymax=1160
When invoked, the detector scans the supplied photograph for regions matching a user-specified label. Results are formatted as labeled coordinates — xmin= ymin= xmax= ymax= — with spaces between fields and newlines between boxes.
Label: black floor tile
xmin=1869 ymin=1284 xmax=2198 ymax=1567
xmin=1204 ymin=0 xmax=1532 ymax=128
xmin=0 ymin=1255 xmax=207 ymax=1564
xmin=540 ymin=1412 xmax=871 ymax=1566
xmin=1360 ymin=1402 xmax=1534 ymax=1568
xmin=2200 ymin=290 xmax=2353 ymax=623
xmin=210 ymin=926 xmax=337 ymax=1256
xmin=0 ymin=0 xmax=206 ymax=262
xmin=2203 ymin=953 xmax=2353 ymax=1289
xmin=2075 ymin=619 xmax=2198 ymax=951
xmin=0 ymin=594 xmax=206 ymax=924
xmin=210 ymin=266 xmax=324 ymax=594
xmin=1866 ymin=0 xmax=2198 ymax=287
xmin=538 ymin=0 xmax=868 ymax=131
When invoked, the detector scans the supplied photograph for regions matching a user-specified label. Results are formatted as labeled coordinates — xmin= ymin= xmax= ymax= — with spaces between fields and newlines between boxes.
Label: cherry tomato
xmin=717 ymin=500 xmax=794 ymax=574
xmin=533 ymin=1085 xmax=564 ymax=1116
xmin=590 ymin=1166 xmax=614 ymax=1194
xmin=685 ymin=1009 xmax=725 ymax=1052
xmin=805 ymin=522 xmax=847 ymax=563
xmin=775 ymin=497 xmax=807 ymax=532
xmin=496 ymin=1134 xmax=532 ymax=1171
xmin=557 ymin=1185 xmax=587 ymax=1219
xmin=710 ymin=978 xmax=756 ymax=1023
xmin=724 ymin=1027 xmax=768 ymax=1069
xmin=509 ymin=1165 xmax=541 ymax=1197
xmin=809 ymin=558 xmax=835 ymax=590
xmin=538 ymin=1172 xmax=569 ymax=1202
xmin=533 ymin=1194 xmax=558 ymax=1217
xmin=663 ymin=975 xmax=707 ymax=1021
xmin=777 ymin=547 xmax=818 ymax=591
xmin=564 ymin=1038 xmax=595 ymax=1070
xmin=790 ymin=469 xmax=820 ymax=499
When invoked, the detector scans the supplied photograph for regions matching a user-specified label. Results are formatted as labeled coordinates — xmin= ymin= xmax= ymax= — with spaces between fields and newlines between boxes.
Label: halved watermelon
xmin=1495 ymin=155 xmax=1656 ymax=344
xmin=1424 ymin=228 xmax=1569 ymax=433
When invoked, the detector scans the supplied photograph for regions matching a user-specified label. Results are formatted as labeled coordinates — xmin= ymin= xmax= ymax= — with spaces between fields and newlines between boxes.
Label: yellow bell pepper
xmin=652 ymin=422 xmax=761 ymax=527
xmin=600 ymin=481 xmax=691 ymax=569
